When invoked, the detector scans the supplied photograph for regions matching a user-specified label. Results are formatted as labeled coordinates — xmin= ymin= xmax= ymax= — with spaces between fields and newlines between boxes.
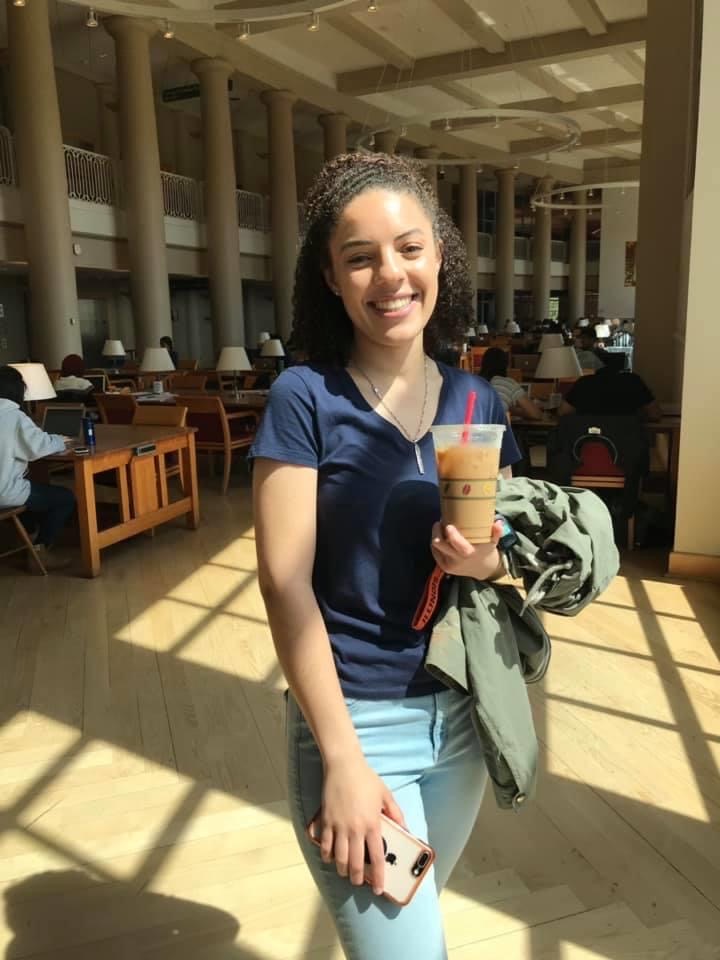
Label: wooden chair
xmin=0 ymin=507 xmax=46 ymax=575
xmin=507 ymin=368 xmax=523 ymax=383
xmin=570 ymin=472 xmax=635 ymax=551
xmin=182 ymin=395 xmax=258 ymax=494
xmin=178 ymin=358 xmax=199 ymax=371
xmin=172 ymin=373 xmax=208 ymax=393
xmin=527 ymin=381 xmax=554 ymax=402
xmin=132 ymin=404 xmax=188 ymax=485
xmin=470 ymin=346 xmax=488 ymax=374
xmin=96 ymin=392 xmax=137 ymax=424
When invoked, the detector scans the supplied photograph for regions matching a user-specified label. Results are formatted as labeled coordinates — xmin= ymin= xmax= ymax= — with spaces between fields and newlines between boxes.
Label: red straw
xmin=461 ymin=390 xmax=476 ymax=444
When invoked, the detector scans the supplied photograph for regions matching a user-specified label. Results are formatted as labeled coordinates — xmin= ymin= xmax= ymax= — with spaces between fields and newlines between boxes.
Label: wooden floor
xmin=1 ymin=472 xmax=719 ymax=959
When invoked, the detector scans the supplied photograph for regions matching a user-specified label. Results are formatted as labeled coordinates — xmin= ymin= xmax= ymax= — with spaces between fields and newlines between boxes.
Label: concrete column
xmin=318 ymin=113 xmax=348 ymax=161
xmin=95 ymin=83 xmax=119 ymax=158
xmin=414 ymin=146 xmax=440 ymax=194
xmin=568 ymin=193 xmax=588 ymax=324
xmin=173 ymin=111 xmax=193 ymax=178
xmin=374 ymin=130 xmax=398 ymax=154
xmin=634 ymin=0 xmax=696 ymax=406
xmin=261 ymin=90 xmax=298 ymax=341
xmin=7 ymin=0 xmax=81 ymax=367
xmin=458 ymin=165 xmax=478 ymax=314
xmin=495 ymin=168 xmax=516 ymax=327
xmin=532 ymin=176 xmax=554 ymax=325
xmin=193 ymin=58 xmax=244 ymax=350
xmin=105 ymin=16 xmax=171 ymax=353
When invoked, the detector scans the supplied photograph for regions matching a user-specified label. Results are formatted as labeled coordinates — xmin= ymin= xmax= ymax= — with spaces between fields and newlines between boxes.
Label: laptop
xmin=41 ymin=405 xmax=85 ymax=441
xmin=85 ymin=373 xmax=108 ymax=392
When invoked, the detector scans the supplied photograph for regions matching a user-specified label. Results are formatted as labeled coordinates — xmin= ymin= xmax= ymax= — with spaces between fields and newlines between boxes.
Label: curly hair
xmin=292 ymin=152 xmax=473 ymax=366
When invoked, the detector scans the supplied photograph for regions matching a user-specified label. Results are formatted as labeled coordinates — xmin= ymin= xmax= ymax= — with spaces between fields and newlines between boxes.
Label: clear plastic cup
xmin=430 ymin=424 xmax=506 ymax=543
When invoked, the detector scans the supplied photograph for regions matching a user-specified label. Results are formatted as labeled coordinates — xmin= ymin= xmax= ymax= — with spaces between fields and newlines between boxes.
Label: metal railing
xmin=64 ymin=145 xmax=117 ymax=205
xmin=0 ymin=126 xmax=16 ymax=185
xmin=162 ymin=171 xmax=202 ymax=220
xmin=551 ymin=239 xmax=568 ymax=263
xmin=236 ymin=189 xmax=266 ymax=230
xmin=514 ymin=236 xmax=531 ymax=260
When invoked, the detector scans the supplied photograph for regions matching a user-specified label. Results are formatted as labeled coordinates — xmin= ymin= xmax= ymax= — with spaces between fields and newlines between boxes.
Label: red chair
xmin=570 ymin=438 xmax=634 ymax=550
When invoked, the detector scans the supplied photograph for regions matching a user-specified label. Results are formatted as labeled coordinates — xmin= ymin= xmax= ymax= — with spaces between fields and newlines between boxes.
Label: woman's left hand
xmin=431 ymin=520 xmax=504 ymax=580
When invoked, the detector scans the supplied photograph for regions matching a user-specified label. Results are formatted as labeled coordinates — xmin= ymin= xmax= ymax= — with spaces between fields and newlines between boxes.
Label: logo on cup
xmin=462 ymin=484 xmax=471 ymax=495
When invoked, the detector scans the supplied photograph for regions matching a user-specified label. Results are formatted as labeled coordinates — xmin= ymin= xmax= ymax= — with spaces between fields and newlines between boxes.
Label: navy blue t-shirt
xmin=250 ymin=361 xmax=521 ymax=699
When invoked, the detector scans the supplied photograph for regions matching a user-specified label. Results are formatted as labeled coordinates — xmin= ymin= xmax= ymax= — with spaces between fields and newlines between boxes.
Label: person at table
xmin=573 ymin=331 xmax=605 ymax=372
xmin=558 ymin=352 xmax=662 ymax=420
xmin=160 ymin=336 xmax=178 ymax=368
xmin=0 ymin=365 xmax=75 ymax=571
xmin=53 ymin=354 xmax=94 ymax=394
xmin=479 ymin=348 xmax=542 ymax=420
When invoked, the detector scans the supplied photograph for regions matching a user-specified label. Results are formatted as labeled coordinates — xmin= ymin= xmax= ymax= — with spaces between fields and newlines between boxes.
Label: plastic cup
xmin=430 ymin=424 xmax=506 ymax=543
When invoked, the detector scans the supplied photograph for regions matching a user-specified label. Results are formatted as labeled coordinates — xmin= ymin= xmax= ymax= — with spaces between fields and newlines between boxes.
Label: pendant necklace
xmin=351 ymin=357 xmax=429 ymax=475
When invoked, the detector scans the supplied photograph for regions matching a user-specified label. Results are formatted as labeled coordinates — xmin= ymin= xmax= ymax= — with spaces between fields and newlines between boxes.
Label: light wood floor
xmin=1 ymin=473 xmax=719 ymax=959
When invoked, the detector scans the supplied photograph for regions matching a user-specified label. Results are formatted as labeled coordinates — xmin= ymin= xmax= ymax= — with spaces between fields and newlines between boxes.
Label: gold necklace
xmin=351 ymin=357 xmax=429 ymax=475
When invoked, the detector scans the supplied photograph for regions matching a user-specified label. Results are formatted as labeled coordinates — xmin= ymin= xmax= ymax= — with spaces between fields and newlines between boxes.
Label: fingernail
xmin=373 ymin=887 xmax=383 ymax=896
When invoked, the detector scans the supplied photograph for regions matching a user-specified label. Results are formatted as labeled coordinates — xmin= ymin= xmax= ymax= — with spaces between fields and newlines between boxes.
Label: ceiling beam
xmin=592 ymin=108 xmax=641 ymax=132
xmin=514 ymin=65 xmax=577 ymax=103
xmin=337 ymin=18 xmax=647 ymax=94
xmin=511 ymin=126 xmax=642 ymax=154
xmin=613 ymin=49 xmax=645 ymax=82
xmin=566 ymin=0 xmax=607 ymax=36
xmin=326 ymin=12 xmax=415 ymax=70
xmin=431 ymin=0 xmax=504 ymax=54
xmin=433 ymin=80 xmax=495 ymax=108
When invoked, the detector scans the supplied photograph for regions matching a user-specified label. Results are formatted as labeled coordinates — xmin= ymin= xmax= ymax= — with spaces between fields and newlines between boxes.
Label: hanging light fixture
xmin=308 ymin=11 xmax=320 ymax=31
xmin=367 ymin=0 xmax=378 ymax=10
xmin=443 ymin=118 xmax=451 ymax=131
xmin=238 ymin=21 xmax=251 ymax=39
xmin=86 ymin=6 xmax=98 ymax=27
xmin=12 ymin=0 xmax=26 ymax=7
xmin=162 ymin=20 xmax=174 ymax=39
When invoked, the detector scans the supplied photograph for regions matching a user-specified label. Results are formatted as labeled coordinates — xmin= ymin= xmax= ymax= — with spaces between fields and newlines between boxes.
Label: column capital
xmin=496 ymin=166 xmax=517 ymax=181
xmin=104 ymin=16 xmax=158 ymax=41
xmin=374 ymin=129 xmax=399 ymax=154
xmin=318 ymin=112 xmax=348 ymax=129
xmin=192 ymin=57 xmax=235 ymax=80
xmin=260 ymin=89 xmax=297 ymax=109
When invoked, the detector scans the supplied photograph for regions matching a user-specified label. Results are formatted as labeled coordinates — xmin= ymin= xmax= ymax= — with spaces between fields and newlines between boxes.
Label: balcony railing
xmin=64 ymin=145 xmax=117 ymax=205
xmin=0 ymin=126 xmax=16 ymax=186
xmin=162 ymin=171 xmax=202 ymax=220
xmin=236 ymin=189 xmax=266 ymax=231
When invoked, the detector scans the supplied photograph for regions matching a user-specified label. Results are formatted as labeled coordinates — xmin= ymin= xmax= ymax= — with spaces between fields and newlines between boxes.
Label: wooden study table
xmin=47 ymin=425 xmax=200 ymax=578
xmin=509 ymin=414 xmax=682 ymax=501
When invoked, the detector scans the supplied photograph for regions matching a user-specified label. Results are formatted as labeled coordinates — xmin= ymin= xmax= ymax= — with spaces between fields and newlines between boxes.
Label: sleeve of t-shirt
xmin=248 ymin=369 xmax=319 ymax=468
xmin=508 ymin=382 xmax=525 ymax=407
xmin=474 ymin=377 xmax=522 ymax=468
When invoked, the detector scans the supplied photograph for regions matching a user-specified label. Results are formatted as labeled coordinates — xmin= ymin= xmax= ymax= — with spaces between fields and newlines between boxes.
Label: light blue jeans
xmin=286 ymin=688 xmax=488 ymax=960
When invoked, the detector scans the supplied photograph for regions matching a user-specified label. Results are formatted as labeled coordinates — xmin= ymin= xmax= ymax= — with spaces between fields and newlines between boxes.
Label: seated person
xmin=574 ymin=331 xmax=605 ymax=372
xmin=479 ymin=348 xmax=542 ymax=420
xmin=0 ymin=366 xmax=76 ymax=570
xmin=160 ymin=336 xmax=179 ymax=369
xmin=53 ymin=354 xmax=94 ymax=394
xmin=558 ymin=352 xmax=662 ymax=420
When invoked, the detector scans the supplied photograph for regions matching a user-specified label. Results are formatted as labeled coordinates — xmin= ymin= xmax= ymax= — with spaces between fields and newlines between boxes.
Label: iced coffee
xmin=430 ymin=425 xmax=505 ymax=543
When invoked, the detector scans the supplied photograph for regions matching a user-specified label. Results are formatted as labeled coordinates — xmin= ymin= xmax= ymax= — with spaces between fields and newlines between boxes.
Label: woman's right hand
xmin=319 ymin=754 xmax=406 ymax=896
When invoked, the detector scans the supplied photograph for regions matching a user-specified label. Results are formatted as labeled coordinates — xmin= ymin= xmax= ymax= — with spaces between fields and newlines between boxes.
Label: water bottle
xmin=82 ymin=416 xmax=96 ymax=449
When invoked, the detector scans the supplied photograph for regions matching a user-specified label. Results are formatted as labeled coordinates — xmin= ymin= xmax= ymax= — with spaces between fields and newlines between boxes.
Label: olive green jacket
xmin=425 ymin=479 xmax=619 ymax=811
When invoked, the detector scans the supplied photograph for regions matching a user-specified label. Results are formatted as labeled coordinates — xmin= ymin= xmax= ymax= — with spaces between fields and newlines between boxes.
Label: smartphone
xmin=306 ymin=811 xmax=435 ymax=907
xmin=73 ymin=446 xmax=90 ymax=455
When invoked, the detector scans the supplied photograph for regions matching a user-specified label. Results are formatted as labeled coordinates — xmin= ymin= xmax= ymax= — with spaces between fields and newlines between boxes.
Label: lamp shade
xmin=505 ymin=321 xmax=521 ymax=334
xmin=216 ymin=346 xmax=251 ymax=372
xmin=139 ymin=347 xmax=175 ymax=372
xmin=101 ymin=339 xmax=125 ymax=358
xmin=260 ymin=338 xmax=285 ymax=358
xmin=9 ymin=363 xmax=57 ymax=401
xmin=534 ymin=346 xmax=583 ymax=380
xmin=594 ymin=323 xmax=611 ymax=339
xmin=476 ymin=324 xmax=489 ymax=334
xmin=257 ymin=331 xmax=271 ymax=345
xmin=539 ymin=333 xmax=564 ymax=351
xmin=577 ymin=317 xmax=591 ymax=328
xmin=464 ymin=327 xmax=477 ymax=338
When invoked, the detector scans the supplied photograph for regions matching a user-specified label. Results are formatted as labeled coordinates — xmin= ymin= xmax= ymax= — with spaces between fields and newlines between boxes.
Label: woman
xmin=53 ymin=354 xmax=94 ymax=394
xmin=0 ymin=365 xmax=75 ymax=571
xmin=479 ymin=347 xmax=542 ymax=420
xmin=251 ymin=153 xmax=520 ymax=959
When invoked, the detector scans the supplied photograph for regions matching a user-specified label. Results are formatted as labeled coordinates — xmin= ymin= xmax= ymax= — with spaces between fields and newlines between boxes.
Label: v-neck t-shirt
xmin=249 ymin=361 xmax=521 ymax=699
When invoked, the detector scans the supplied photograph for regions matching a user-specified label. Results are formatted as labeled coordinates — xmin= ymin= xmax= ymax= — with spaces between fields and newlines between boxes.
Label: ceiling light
xmin=308 ymin=11 xmax=320 ymax=31
xmin=86 ymin=6 xmax=98 ymax=27
xmin=162 ymin=20 xmax=174 ymax=39
xmin=12 ymin=0 xmax=26 ymax=7
xmin=238 ymin=21 xmax=251 ymax=39
xmin=493 ymin=116 xmax=500 ymax=129
xmin=476 ymin=10 xmax=496 ymax=26
xmin=443 ymin=118 xmax=451 ymax=131
xmin=476 ymin=165 xmax=483 ymax=174
xmin=399 ymin=125 xmax=407 ymax=137
xmin=367 ymin=0 xmax=378 ymax=10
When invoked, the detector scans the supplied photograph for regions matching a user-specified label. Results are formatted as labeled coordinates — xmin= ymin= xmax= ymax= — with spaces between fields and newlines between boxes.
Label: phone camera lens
xmin=412 ymin=852 xmax=430 ymax=877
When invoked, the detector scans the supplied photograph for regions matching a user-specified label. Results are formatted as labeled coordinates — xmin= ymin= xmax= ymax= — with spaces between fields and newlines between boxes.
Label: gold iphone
xmin=306 ymin=811 xmax=436 ymax=907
